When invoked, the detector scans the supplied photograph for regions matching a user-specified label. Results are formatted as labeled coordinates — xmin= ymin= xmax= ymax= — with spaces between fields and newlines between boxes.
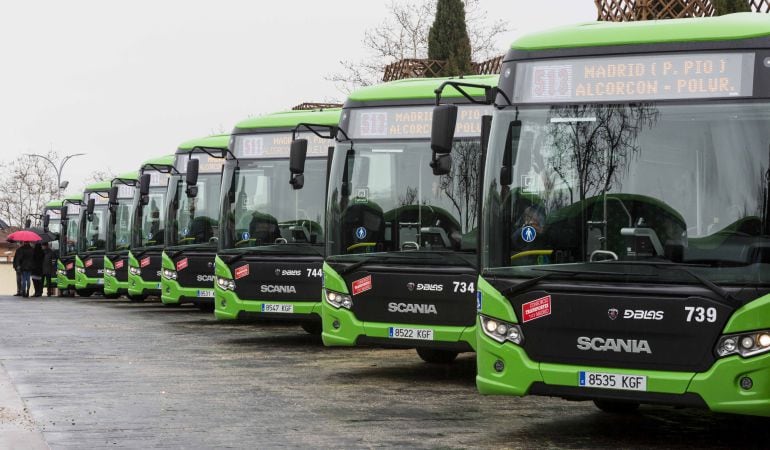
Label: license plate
xmin=261 ymin=303 xmax=294 ymax=313
xmin=97 ymin=279 xmax=104 ymax=285
xmin=197 ymin=290 xmax=214 ymax=298
xmin=388 ymin=327 xmax=434 ymax=341
xmin=578 ymin=371 xmax=647 ymax=391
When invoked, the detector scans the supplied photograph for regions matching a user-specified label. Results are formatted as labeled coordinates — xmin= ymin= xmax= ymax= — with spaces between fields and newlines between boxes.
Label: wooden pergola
xmin=596 ymin=0 xmax=770 ymax=21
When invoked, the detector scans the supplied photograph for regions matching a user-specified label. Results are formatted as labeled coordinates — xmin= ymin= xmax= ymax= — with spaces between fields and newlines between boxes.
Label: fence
xmin=595 ymin=0 xmax=770 ymax=21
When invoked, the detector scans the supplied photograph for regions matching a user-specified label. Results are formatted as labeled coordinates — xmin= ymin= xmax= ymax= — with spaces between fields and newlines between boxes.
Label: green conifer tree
xmin=714 ymin=0 xmax=751 ymax=15
xmin=428 ymin=0 xmax=473 ymax=77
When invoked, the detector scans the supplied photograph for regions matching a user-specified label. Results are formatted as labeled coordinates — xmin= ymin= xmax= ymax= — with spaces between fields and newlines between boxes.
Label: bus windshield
xmin=326 ymin=138 xmax=481 ymax=265
xmin=220 ymin=158 xmax=327 ymax=251
xmin=482 ymin=101 xmax=770 ymax=286
xmin=167 ymin=173 xmax=221 ymax=247
xmin=108 ymin=193 xmax=135 ymax=252
xmin=80 ymin=205 xmax=108 ymax=252
xmin=132 ymin=186 xmax=167 ymax=248
xmin=63 ymin=210 xmax=81 ymax=256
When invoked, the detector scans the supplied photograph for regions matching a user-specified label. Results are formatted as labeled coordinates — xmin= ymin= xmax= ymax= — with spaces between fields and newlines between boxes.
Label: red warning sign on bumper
xmin=522 ymin=295 xmax=551 ymax=323
xmin=351 ymin=275 xmax=372 ymax=296
xmin=176 ymin=258 xmax=188 ymax=271
xmin=234 ymin=265 xmax=249 ymax=280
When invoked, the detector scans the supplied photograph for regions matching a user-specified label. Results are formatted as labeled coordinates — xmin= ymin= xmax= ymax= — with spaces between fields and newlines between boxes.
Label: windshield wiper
xmin=497 ymin=267 xmax=653 ymax=298
xmin=335 ymin=251 xmax=474 ymax=276
xmin=593 ymin=260 xmax=740 ymax=307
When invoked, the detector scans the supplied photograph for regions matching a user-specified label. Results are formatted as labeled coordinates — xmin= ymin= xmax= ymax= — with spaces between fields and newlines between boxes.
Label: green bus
xmin=57 ymin=194 xmax=84 ymax=296
xmin=321 ymin=75 xmax=497 ymax=363
xmin=103 ymin=171 xmax=139 ymax=298
xmin=127 ymin=155 xmax=175 ymax=301
xmin=75 ymin=180 xmax=112 ymax=296
xmin=456 ymin=13 xmax=770 ymax=416
xmin=161 ymin=134 xmax=229 ymax=309
xmin=214 ymin=108 xmax=340 ymax=332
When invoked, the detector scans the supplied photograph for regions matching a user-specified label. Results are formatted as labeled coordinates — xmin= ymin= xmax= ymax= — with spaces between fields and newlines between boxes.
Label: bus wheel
xmin=416 ymin=348 xmax=458 ymax=364
xmin=593 ymin=400 xmax=640 ymax=414
xmin=197 ymin=303 xmax=215 ymax=312
xmin=300 ymin=321 xmax=322 ymax=335
xmin=104 ymin=293 xmax=120 ymax=299
xmin=76 ymin=289 xmax=93 ymax=297
xmin=127 ymin=294 xmax=146 ymax=302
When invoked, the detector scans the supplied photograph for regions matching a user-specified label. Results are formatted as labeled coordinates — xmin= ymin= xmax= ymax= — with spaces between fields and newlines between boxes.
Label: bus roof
xmin=346 ymin=75 xmax=499 ymax=103
xmin=177 ymin=134 xmax=230 ymax=153
xmin=84 ymin=179 xmax=112 ymax=192
xmin=63 ymin=194 xmax=82 ymax=203
xmin=233 ymin=108 xmax=341 ymax=134
xmin=45 ymin=199 xmax=64 ymax=208
xmin=113 ymin=171 xmax=139 ymax=184
xmin=141 ymin=154 xmax=175 ymax=171
xmin=512 ymin=12 xmax=770 ymax=51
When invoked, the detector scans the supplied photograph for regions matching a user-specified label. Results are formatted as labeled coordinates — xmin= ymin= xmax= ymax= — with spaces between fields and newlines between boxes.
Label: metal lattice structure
xmin=382 ymin=55 xmax=503 ymax=82
xmin=596 ymin=0 xmax=770 ymax=20
xmin=291 ymin=102 xmax=343 ymax=111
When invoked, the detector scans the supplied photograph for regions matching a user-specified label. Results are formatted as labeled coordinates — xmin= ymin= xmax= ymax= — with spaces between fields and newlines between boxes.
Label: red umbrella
xmin=6 ymin=230 xmax=42 ymax=243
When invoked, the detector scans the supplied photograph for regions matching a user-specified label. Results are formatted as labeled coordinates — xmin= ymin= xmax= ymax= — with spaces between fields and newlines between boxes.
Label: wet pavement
xmin=0 ymin=295 xmax=768 ymax=449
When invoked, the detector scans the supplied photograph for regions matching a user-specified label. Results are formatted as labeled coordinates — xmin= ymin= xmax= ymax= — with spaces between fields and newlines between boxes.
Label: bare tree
xmin=0 ymin=151 xmax=59 ymax=227
xmin=326 ymin=0 xmax=508 ymax=94
xmin=86 ymin=168 xmax=117 ymax=185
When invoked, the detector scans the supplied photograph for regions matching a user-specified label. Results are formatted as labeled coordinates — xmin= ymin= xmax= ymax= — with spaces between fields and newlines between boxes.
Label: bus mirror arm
xmin=42 ymin=215 xmax=50 ymax=231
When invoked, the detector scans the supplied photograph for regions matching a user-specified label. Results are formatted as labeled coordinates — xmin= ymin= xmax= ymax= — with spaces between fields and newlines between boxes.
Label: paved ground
xmin=0 ymin=295 xmax=769 ymax=449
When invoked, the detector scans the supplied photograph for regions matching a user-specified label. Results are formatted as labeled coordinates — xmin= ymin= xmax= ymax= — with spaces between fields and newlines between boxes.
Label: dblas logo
xmin=387 ymin=302 xmax=438 ymax=314
xmin=407 ymin=282 xmax=443 ymax=292
xmin=577 ymin=336 xmax=652 ymax=354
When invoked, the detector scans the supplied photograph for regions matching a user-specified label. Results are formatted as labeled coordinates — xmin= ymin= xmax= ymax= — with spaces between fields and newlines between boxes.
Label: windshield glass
xmin=220 ymin=158 xmax=327 ymax=250
xmin=62 ymin=208 xmax=81 ymax=256
xmin=167 ymin=173 xmax=221 ymax=247
xmin=80 ymin=205 xmax=108 ymax=252
xmin=326 ymin=138 xmax=481 ymax=264
xmin=132 ymin=186 xmax=167 ymax=248
xmin=482 ymin=101 xmax=770 ymax=285
xmin=44 ymin=209 xmax=61 ymax=234
xmin=108 ymin=193 xmax=135 ymax=252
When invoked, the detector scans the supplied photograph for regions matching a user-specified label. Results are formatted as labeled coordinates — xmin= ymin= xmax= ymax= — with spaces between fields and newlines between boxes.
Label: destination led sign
xmin=174 ymin=153 xmax=225 ymax=174
xmin=145 ymin=170 xmax=171 ymax=188
xmin=232 ymin=132 xmax=331 ymax=159
xmin=514 ymin=52 xmax=754 ymax=103
xmin=117 ymin=184 xmax=135 ymax=199
xmin=347 ymin=105 xmax=491 ymax=140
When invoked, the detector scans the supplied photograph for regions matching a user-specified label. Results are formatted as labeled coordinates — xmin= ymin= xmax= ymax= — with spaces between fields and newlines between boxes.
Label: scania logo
xmin=387 ymin=302 xmax=438 ymax=314
xmin=608 ymin=308 xmax=619 ymax=320
xmin=407 ymin=282 xmax=415 ymax=291
xmin=260 ymin=285 xmax=297 ymax=294
xmin=577 ymin=336 xmax=652 ymax=354
xmin=196 ymin=275 xmax=215 ymax=282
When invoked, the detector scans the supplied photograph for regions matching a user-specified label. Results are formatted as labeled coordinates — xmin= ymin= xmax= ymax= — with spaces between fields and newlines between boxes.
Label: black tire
xmin=416 ymin=348 xmax=458 ymax=364
xmin=593 ymin=400 xmax=640 ymax=414
xmin=300 ymin=321 xmax=322 ymax=335
xmin=76 ymin=289 xmax=93 ymax=297
xmin=197 ymin=302 xmax=215 ymax=312
xmin=104 ymin=293 xmax=120 ymax=299
xmin=127 ymin=294 xmax=146 ymax=303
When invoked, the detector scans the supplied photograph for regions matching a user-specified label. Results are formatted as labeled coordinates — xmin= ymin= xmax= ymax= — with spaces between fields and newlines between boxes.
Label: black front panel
xmin=343 ymin=267 xmax=477 ymax=327
xmin=62 ymin=256 xmax=76 ymax=280
xmin=173 ymin=251 xmax=215 ymax=287
xmin=230 ymin=255 xmax=323 ymax=301
xmin=136 ymin=249 xmax=163 ymax=282
xmin=107 ymin=253 xmax=128 ymax=282
xmin=490 ymin=280 xmax=734 ymax=372
xmin=82 ymin=253 xmax=104 ymax=279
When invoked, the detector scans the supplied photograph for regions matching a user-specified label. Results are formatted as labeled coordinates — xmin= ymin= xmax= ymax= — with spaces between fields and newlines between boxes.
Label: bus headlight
xmin=716 ymin=330 xmax=770 ymax=358
xmin=103 ymin=269 xmax=116 ymax=277
xmin=480 ymin=315 xmax=523 ymax=345
xmin=325 ymin=289 xmax=352 ymax=309
xmin=162 ymin=268 xmax=177 ymax=281
xmin=216 ymin=276 xmax=235 ymax=291
xmin=57 ymin=269 xmax=66 ymax=276
xmin=76 ymin=267 xmax=86 ymax=274
xmin=129 ymin=266 xmax=141 ymax=276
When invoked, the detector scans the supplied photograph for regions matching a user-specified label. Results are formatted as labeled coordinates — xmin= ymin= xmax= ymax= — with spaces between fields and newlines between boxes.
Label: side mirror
xmin=186 ymin=159 xmax=199 ymax=198
xmin=108 ymin=186 xmax=118 ymax=206
xmin=61 ymin=205 xmax=68 ymax=221
xmin=431 ymin=154 xmax=452 ymax=176
xmin=139 ymin=174 xmax=151 ymax=196
xmin=87 ymin=198 xmax=95 ymax=221
xmin=500 ymin=120 xmax=522 ymax=186
xmin=24 ymin=218 xmax=31 ymax=228
xmin=290 ymin=139 xmax=308 ymax=190
xmin=430 ymin=104 xmax=458 ymax=154
xmin=43 ymin=215 xmax=50 ymax=231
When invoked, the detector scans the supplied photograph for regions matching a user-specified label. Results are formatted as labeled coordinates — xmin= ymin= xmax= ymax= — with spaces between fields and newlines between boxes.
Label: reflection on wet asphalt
xmin=0 ymin=296 xmax=767 ymax=449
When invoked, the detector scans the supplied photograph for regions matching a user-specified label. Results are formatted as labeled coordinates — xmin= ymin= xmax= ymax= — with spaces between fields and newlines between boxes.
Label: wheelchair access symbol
xmin=355 ymin=227 xmax=367 ymax=240
xmin=242 ymin=232 xmax=250 ymax=241
xmin=521 ymin=226 xmax=537 ymax=243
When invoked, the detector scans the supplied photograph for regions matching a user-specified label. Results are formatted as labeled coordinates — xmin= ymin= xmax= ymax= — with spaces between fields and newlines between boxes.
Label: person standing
xmin=16 ymin=242 xmax=34 ymax=297
xmin=41 ymin=242 xmax=54 ymax=296
xmin=12 ymin=243 xmax=22 ymax=296
xmin=31 ymin=243 xmax=44 ymax=297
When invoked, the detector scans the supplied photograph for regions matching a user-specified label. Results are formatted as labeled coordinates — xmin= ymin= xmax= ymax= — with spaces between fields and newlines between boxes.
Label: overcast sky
xmin=1 ymin=0 xmax=595 ymax=194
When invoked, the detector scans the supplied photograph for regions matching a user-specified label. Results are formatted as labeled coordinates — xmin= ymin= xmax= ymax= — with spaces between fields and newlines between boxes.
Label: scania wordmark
xmin=321 ymin=76 xmax=497 ymax=363
xmin=468 ymin=13 xmax=770 ymax=416
xmin=75 ymin=180 xmax=112 ymax=296
xmin=103 ymin=171 xmax=139 ymax=298
xmin=127 ymin=155 xmax=174 ymax=301
xmin=161 ymin=135 xmax=229 ymax=310
xmin=57 ymin=194 xmax=83 ymax=296
xmin=214 ymin=107 xmax=340 ymax=332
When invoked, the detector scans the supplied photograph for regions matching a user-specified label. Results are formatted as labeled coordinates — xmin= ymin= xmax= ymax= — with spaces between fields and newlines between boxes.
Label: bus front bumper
xmin=161 ymin=278 xmax=214 ymax=306
xmin=128 ymin=272 xmax=162 ymax=297
xmin=75 ymin=272 xmax=103 ymax=291
xmin=214 ymin=287 xmax=321 ymax=322
xmin=103 ymin=275 xmax=128 ymax=296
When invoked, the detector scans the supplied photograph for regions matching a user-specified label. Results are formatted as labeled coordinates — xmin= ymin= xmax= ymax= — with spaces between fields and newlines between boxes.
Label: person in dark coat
xmin=41 ymin=242 xmax=55 ymax=296
xmin=31 ymin=243 xmax=44 ymax=297
xmin=15 ymin=242 xmax=35 ymax=297
xmin=12 ymin=243 xmax=22 ymax=296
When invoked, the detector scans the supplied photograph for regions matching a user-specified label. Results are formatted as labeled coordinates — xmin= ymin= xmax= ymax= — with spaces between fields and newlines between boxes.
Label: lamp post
xmin=24 ymin=152 xmax=86 ymax=193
